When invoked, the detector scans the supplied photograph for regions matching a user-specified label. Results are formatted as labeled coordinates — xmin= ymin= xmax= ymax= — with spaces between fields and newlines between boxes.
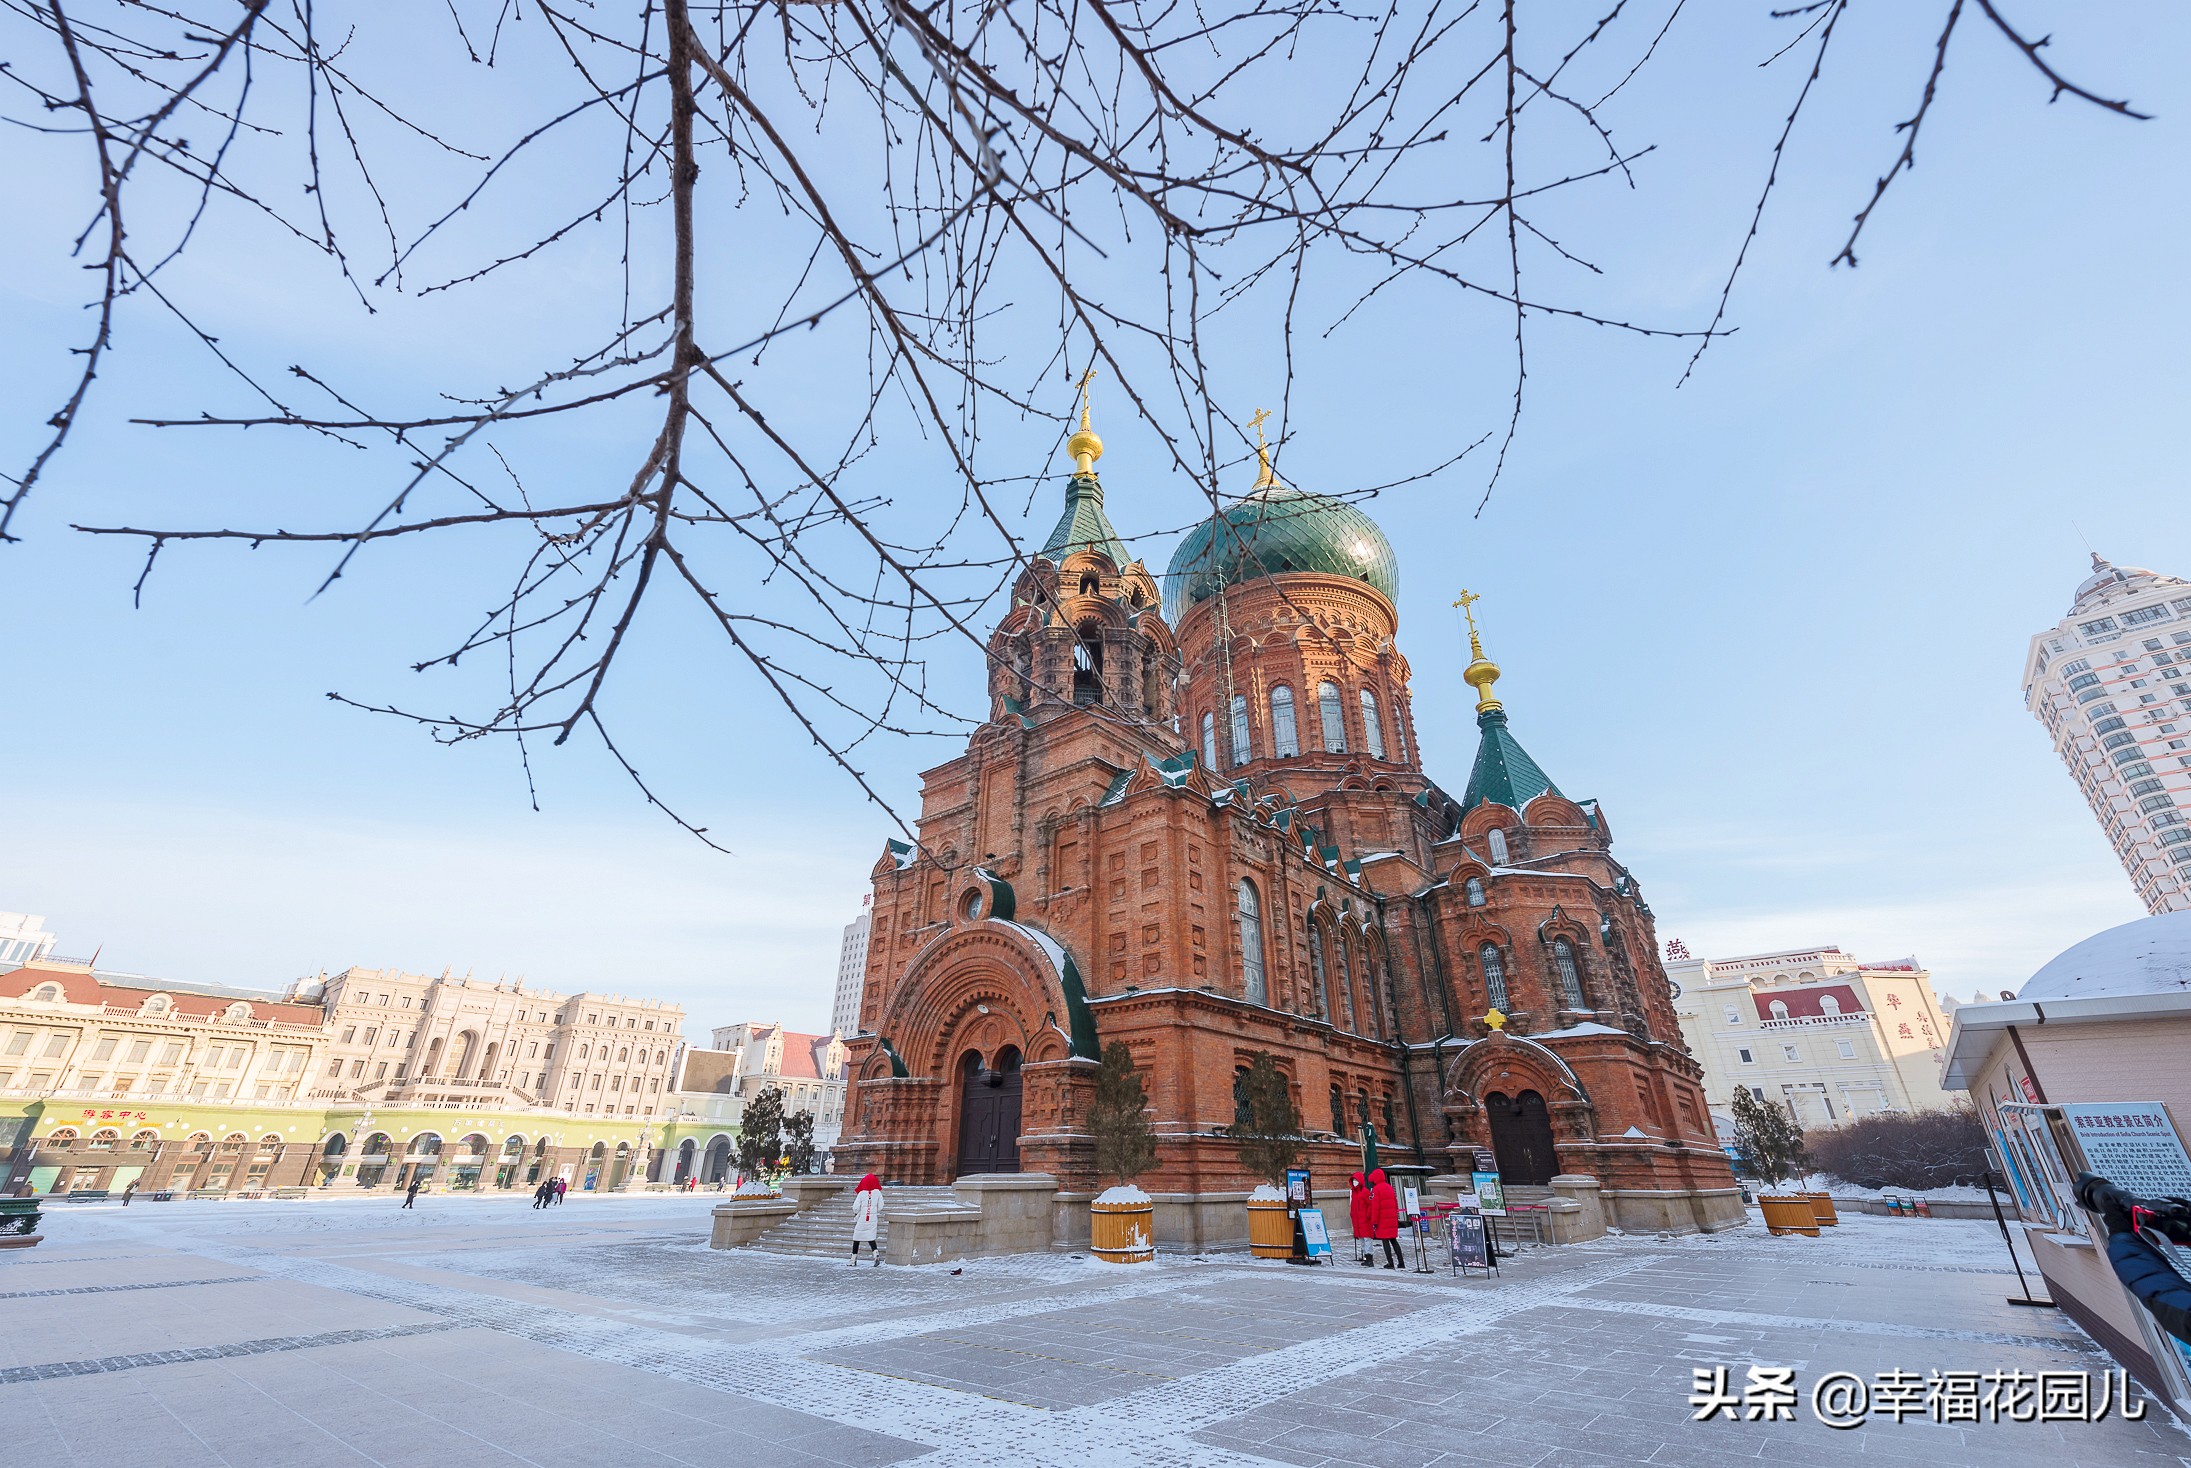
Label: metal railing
xmin=1756 ymin=1013 xmax=1871 ymax=1030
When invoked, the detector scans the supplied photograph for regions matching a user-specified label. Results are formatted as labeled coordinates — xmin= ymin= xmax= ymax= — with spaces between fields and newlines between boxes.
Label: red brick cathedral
xmin=836 ymin=403 xmax=1741 ymax=1234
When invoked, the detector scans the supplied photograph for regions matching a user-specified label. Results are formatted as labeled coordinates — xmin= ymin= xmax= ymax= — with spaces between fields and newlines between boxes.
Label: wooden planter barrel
xmin=1091 ymin=1200 xmax=1155 ymax=1264
xmin=1246 ymin=1198 xmax=1294 ymax=1259
xmin=1804 ymin=1192 xmax=1839 ymax=1227
xmin=1757 ymin=1194 xmax=1820 ymax=1236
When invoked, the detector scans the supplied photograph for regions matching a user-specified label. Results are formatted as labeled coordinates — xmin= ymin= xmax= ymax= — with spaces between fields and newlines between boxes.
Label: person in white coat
xmin=851 ymin=1173 xmax=884 ymax=1265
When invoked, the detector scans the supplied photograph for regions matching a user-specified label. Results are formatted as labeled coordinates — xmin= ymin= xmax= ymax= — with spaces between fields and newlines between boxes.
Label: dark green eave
xmin=1460 ymin=707 xmax=1561 ymax=815
xmin=1040 ymin=474 xmax=1129 ymax=566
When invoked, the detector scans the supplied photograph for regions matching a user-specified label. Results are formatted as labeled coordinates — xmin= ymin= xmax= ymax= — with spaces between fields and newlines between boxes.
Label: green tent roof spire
xmin=1452 ymin=590 xmax=1560 ymax=814
xmin=1459 ymin=705 xmax=1562 ymax=815
xmin=1040 ymin=473 xmax=1129 ymax=566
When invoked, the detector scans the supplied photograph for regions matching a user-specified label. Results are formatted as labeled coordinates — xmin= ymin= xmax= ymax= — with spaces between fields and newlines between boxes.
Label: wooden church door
xmin=1485 ymin=1089 xmax=1558 ymax=1186
xmin=956 ymin=1049 xmax=1023 ymax=1175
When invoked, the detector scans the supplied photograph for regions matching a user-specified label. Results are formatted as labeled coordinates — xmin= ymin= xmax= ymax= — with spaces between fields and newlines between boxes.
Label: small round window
xmin=962 ymin=891 xmax=983 ymax=920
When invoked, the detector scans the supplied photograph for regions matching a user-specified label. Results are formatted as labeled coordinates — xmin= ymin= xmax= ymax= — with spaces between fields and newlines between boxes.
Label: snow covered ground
xmin=4 ymin=1192 xmax=2186 ymax=1467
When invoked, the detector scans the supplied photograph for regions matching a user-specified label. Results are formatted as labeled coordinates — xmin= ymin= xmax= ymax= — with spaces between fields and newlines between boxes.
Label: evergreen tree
xmin=1088 ymin=1041 xmax=1158 ymax=1186
xmin=782 ymin=1110 xmax=817 ymax=1175
xmin=1232 ymin=1051 xmax=1305 ymax=1187
xmin=736 ymin=1085 xmax=786 ymax=1182
xmin=1730 ymin=1085 xmax=1808 ymax=1188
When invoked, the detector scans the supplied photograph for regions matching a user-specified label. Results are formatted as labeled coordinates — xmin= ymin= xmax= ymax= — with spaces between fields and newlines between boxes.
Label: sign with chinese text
xmin=2058 ymin=1103 xmax=2191 ymax=1199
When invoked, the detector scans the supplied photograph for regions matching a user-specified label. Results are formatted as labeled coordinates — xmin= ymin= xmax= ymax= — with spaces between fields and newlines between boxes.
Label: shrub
xmin=1088 ymin=1041 xmax=1158 ymax=1185
xmin=782 ymin=1111 xmax=817 ymax=1175
xmin=1807 ymin=1105 xmax=1988 ymax=1191
xmin=1231 ymin=1052 xmax=1305 ymax=1186
xmin=735 ymin=1085 xmax=785 ymax=1182
xmin=1730 ymin=1085 xmax=1807 ymax=1187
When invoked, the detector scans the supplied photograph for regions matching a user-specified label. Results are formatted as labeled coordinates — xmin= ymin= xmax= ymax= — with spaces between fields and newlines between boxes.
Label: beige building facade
xmin=707 ymin=1021 xmax=848 ymax=1149
xmin=1669 ymin=944 xmax=1962 ymax=1140
xmin=297 ymin=966 xmax=685 ymax=1119
xmin=2024 ymin=554 xmax=2191 ymax=914
xmin=2 ymin=958 xmax=327 ymax=1105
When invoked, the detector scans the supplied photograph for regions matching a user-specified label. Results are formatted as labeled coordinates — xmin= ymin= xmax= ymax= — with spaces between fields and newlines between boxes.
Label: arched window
xmin=1820 ymin=994 xmax=1842 ymax=1016
xmin=1270 ymin=685 xmax=1299 ymax=757
xmin=1486 ymin=828 xmax=1509 ymax=865
xmin=1306 ymin=919 xmax=1329 ymax=1019
xmin=1317 ymin=681 xmax=1347 ymax=752
xmin=89 ymin=1128 xmax=119 ymax=1150
xmin=1368 ymin=939 xmax=1391 ymax=1040
xmin=1768 ymin=999 xmax=1790 ymax=1020
xmin=1072 ymin=624 xmax=1105 ymax=706
xmin=32 ymin=983 xmax=61 ymax=1002
xmin=1201 ymin=712 xmax=1218 ymax=768
xmin=1329 ymin=1083 xmax=1347 ymax=1134
xmin=1552 ymin=938 xmax=1585 ymax=1009
xmin=1238 ymin=881 xmax=1266 ymax=1005
xmin=1465 ymin=877 xmax=1486 ymax=907
xmin=1479 ymin=945 xmax=1510 ymax=1011
xmin=1361 ymin=690 xmax=1386 ymax=759
xmin=1337 ymin=932 xmax=1359 ymax=1033
xmin=1229 ymin=694 xmax=1252 ymax=767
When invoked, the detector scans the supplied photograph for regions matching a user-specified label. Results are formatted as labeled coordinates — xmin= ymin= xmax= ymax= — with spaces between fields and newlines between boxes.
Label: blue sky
xmin=3 ymin=3 xmax=2183 ymax=1030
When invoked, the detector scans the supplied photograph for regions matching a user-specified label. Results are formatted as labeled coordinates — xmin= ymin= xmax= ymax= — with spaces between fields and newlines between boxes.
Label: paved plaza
xmin=3 ymin=1193 xmax=2187 ymax=1468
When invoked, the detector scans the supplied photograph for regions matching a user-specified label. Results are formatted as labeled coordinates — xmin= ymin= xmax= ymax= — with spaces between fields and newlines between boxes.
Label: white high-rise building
xmin=830 ymin=899 xmax=871 ymax=1038
xmin=0 ymin=914 xmax=60 ymax=970
xmin=2024 ymin=554 xmax=2191 ymax=914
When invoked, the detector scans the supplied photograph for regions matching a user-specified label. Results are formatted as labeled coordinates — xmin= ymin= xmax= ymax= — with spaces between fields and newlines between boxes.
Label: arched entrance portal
xmin=674 ymin=1139 xmax=696 ymax=1184
xmin=1484 ymin=1090 xmax=1558 ymax=1186
xmin=956 ymin=1047 xmax=1022 ymax=1175
xmin=703 ymin=1134 xmax=732 ymax=1183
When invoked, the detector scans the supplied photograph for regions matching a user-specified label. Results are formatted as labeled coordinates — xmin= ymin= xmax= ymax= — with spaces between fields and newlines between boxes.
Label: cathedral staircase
xmin=745 ymin=1186 xmax=963 ymax=1258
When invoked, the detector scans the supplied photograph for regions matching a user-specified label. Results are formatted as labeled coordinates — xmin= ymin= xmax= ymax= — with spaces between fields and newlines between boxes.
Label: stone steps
xmin=747 ymin=1186 xmax=962 ymax=1258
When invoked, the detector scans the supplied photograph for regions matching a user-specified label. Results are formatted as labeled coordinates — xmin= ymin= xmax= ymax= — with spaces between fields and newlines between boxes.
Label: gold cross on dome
xmin=1246 ymin=406 xmax=1271 ymax=449
xmin=1453 ymin=589 xmax=1481 ymax=637
xmin=1076 ymin=366 xmax=1098 ymax=425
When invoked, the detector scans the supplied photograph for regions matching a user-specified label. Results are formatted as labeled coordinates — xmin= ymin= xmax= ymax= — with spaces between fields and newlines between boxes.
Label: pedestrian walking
xmin=1368 ymin=1167 xmax=1403 ymax=1269
xmin=532 ymin=1179 xmax=552 ymax=1209
xmin=121 ymin=1180 xmax=138 ymax=1207
xmin=1348 ymin=1172 xmax=1373 ymax=1266
xmin=553 ymin=1176 xmax=567 ymax=1205
xmin=403 ymin=1178 xmax=422 ymax=1209
xmin=850 ymin=1173 xmax=884 ymax=1265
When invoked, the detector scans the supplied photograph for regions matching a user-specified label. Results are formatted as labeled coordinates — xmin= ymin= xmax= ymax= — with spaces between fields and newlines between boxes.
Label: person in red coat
xmin=1348 ymin=1172 xmax=1373 ymax=1267
xmin=1368 ymin=1167 xmax=1403 ymax=1268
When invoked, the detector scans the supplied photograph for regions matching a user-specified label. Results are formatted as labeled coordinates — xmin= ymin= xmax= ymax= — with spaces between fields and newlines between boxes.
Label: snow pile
xmin=729 ymin=1180 xmax=780 ymax=1198
xmin=1094 ymin=1184 xmax=1151 ymax=1205
xmin=1247 ymin=1183 xmax=1287 ymax=1202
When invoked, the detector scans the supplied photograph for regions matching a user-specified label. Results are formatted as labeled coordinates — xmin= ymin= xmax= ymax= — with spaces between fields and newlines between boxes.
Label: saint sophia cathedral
xmin=833 ymin=391 xmax=1743 ymax=1238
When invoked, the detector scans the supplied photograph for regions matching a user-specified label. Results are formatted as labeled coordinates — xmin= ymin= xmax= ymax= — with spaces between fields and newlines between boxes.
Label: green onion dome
xmin=1163 ymin=484 xmax=1399 ymax=624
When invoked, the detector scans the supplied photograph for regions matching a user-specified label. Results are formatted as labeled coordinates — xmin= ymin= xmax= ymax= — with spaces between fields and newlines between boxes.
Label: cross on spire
xmin=1453 ymin=590 xmax=1483 ymax=655
xmin=1247 ymin=407 xmax=1277 ymax=489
